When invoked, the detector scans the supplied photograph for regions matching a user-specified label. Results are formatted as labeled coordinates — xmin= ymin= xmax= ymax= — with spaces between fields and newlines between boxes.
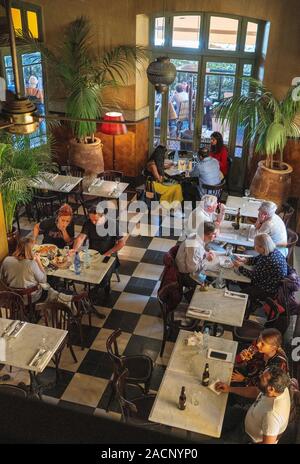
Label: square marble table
xmin=31 ymin=172 xmax=82 ymax=193
xmin=0 ymin=318 xmax=67 ymax=374
xmin=217 ymin=220 xmax=255 ymax=248
xmin=83 ymin=179 xmax=129 ymax=199
xmin=225 ymin=195 xmax=262 ymax=218
xmin=46 ymin=250 xmax=115 ymax=285
xmin=149 ymin=330 xmax=238 ymax=438
xmin=187 ymin=286 xmax=248 ymax=327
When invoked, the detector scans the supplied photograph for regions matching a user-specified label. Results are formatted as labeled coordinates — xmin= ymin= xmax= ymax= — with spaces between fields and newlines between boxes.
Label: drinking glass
xmin=225 ymin=244 xmax=233 ymax=256
xmin=244 ymin=189 xmax=250 ymax=198
xmin=115 ymin=177 xmax=120 ymax=192
xmin=191 ymin=392 xmax=201 ymax=406
xmin=63 ymin=245 xmax=70 ymax=257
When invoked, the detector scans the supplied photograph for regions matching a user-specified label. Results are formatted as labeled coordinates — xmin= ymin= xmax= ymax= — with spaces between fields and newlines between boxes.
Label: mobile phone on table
xmin=102 ymin=256 xmax=110 ymax=263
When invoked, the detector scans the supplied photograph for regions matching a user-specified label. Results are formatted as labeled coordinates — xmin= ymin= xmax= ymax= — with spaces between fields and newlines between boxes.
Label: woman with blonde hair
xmin=0 ymin=237 xmax=46 ymax=303
xmin=33 ymin=203 xmax=74 ymax=248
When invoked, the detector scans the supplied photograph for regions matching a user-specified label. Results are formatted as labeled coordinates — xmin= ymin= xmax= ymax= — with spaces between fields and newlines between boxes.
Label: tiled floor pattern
xmin=2 ymin=207 xmax=299 ymax=443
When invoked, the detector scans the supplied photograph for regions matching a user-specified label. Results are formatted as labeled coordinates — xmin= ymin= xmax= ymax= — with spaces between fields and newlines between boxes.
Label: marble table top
xmin=83 ymin=179 xmax=129 ymax=199
xmin=0 ymin=318 xmax=67 ymax=373
xmin=149 ymin=330 xmax=238 ymax=437
xmin=217 ymin=220 xmax=255 ymax=247
xmin=192 ymin=254 xmax=251 ymax=283
xmin=225 ymin=195 xmax=262 ymax=218
xmin=31 ymin=173 xmax=82 ymax=193
xmin=46 ymin=249 xmax=115 ymax=285
xmin=187 ymin=286 xmax=248 ymax=327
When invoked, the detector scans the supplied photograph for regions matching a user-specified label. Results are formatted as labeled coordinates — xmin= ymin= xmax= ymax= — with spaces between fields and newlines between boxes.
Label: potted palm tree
xmin=21 ymin=16 xmax=147 ymax=175
xmin=0 ymin=136 xmax=55 ymax=253
xmin=214 ymin=78 xmax=300 ymax=204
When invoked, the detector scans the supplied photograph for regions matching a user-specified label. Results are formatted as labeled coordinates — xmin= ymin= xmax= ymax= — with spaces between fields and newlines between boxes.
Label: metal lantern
xmin=147 ymin=56 xmax=177 ymax=93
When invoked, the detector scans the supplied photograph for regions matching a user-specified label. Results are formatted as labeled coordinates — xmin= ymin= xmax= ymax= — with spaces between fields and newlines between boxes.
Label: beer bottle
xmin=236 ymin=208 xmax=241 ymax=230
xmin=202 ymin=363 xmax=210 ymax=387
xmin=178 ymin=386 xmax=186 ymax=410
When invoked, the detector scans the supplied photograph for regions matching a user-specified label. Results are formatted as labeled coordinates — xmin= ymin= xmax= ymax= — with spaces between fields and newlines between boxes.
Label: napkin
xmin=248 ymin=199 xmax=261 ymax=204
xmin=28 ymin=348 xmax=48 ymax=367
xmin=208 ymin=379 xmax=222 ymax=395
xmin=224 ymin=289 xmax=247 ymax=300
xmin=188 ymin=308 xmax=212 ymax=317
xmin=185 ymin=331 xmax=203 ymax=346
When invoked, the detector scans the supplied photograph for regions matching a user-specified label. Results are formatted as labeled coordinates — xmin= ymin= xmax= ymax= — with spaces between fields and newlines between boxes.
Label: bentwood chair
xmin=0 ymin=384 xmax=28 ymax=398
xmin=0 ymin=291 xmax=26 ymax=321
xmin=7 ymin=284 xmax=40 ymax=323
xmin=278 ymin=203 xmax=295 ymax=228
xmin=115 ymin=368 xmax=157 ymax=427
xmin=59 ymin=164 xmax=87 ymax=217
xmin=106 ymin=329 xmax=153 ymax=412
xmin=287 ymin=229 xmax=298 ymax=265
xmin=202 ymin=178 xmax=226 ymax=203
xmin=39 ymin=302 xmax=78 ymax=380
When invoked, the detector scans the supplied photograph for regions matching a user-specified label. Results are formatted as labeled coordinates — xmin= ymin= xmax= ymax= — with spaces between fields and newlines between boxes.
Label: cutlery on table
xmin=1 ymin=320 xmax=16 ymax=337
xmin=9 ymin=321 xmax=26 ymax=337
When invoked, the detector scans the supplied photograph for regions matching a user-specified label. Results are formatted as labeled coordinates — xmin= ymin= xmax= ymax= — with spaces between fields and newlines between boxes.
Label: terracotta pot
xmin=69 ymin=137 xmax=104 ymax=175
xmin=7 ymin=227 xmax=19 ymax=255
xmin=250 ymin=160 xmax=293 ymax=205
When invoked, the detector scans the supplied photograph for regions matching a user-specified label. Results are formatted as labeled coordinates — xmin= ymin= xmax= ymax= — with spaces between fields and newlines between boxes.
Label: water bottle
xmin=202 ymin=327 xmax=210 ymax=356
xmin=74 ymin=251 xmax=81 ymax=275
xmin=83 ymin=239 xmax=90 ymax=269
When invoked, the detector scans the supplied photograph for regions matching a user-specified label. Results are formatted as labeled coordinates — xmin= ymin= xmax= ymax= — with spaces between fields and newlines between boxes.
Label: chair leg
xmin=78 ymin=323 xmax=84 ymax=350
xmin=106 ymin=380 xmax=115 ymax=413
xmin=144 ymin=378 xmax=151 ymax=394
xmin=114 ymin=269 xmax=121 ymax=283
xmin=69 ymin=344 xmax=78 ymax=363
xmin=160 ymin=331 xmax=167 ymax=357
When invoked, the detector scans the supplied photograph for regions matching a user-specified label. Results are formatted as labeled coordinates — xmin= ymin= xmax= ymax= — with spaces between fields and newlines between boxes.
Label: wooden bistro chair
xmin=287 ymin=228 xmax=299 ymax=265
xmin=60 ymin=164 xmax=87 ymax=217
xmin=115 ymin=368 xmax=157 ymax=427
xmin=202 ymin=178 xmax=226 ymax=203
xmin=106 ymin=328 xmax=153 ymax=412
xmin=0 ymin=291 xmax=26 ymax=321
xmin=8 ymin=284 xmax=40 ymax=323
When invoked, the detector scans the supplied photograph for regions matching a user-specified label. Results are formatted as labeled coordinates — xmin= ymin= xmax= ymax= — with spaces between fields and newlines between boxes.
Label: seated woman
xmin=209 ymin=131 xmax=228 ymax=177
xmin=145 ymin=145 xmax=183 ymax=210
xmin=33 ymin=203 xmax=74 ymax=248
xmin=0 ymin=237 xmax=46 ymax=304
xmin=233 ymin=233 xmax=288 ymax=305
xmin=233 ymin=328 xmax=289 ymax=388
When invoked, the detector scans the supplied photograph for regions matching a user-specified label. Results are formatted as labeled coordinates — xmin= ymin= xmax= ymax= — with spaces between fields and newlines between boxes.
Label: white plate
xmin=32 ymin=244 xmax=58 ymax=256
xmin=219 ymin=257 xmax=234 ymax=269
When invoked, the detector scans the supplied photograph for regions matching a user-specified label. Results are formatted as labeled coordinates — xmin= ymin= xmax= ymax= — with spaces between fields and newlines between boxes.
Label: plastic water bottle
xmin=83 ymin=239 xmax=90 ymax=269
xmin=74 ymin=251 xmax=81 ymax=275
xmin=201 ymin=327 xmax=210 ymax=356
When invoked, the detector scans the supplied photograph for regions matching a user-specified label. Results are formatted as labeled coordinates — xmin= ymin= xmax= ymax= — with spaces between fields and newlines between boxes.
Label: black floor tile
xmin=143 ymin=297 xmax=161 ymax=317
xmin=141 ymin=249 xmax=165 ymax=266
xmin=123 ymin=334 xmax=162 ymax=359
xmin=150 ymin=364 xmax=166 ymax=391
xmin=77 ymin=350 xmax=114 ymax=379
xmin=90 ymin=290 xmax=122 ymax=308
xmin=71 ymin=325 xmax=100 ymax=349
xmin=40 ymin=367 xmax=74 ymax=399
xmin=126 ymin=235 xmax=153 ymax=248
xmin=58 ymin=400 xmax=95 ymax=415
xmin=103 ymin=309 xmax=140 ymax=333
xmin=118 ymin=260 xmax=139 ymax=276
xmin=124 ymin=277 xmax=157 ymax=296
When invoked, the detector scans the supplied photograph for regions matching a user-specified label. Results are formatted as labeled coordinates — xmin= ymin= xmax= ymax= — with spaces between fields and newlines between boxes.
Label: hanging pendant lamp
xmin=147 ymin=56 xmax=177 ymax=94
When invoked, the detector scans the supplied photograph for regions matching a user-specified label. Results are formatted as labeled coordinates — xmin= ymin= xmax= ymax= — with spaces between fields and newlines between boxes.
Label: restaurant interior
xmin=0 ymin=0 xmax=300 ymax=445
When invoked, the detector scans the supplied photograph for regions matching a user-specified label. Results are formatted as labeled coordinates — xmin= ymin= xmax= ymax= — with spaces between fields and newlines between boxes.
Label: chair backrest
xmin=60 ymin=164 xmax=85 ymax=178
xmin=0 ymin=290 xmax=25 ymax=320
xmin=33 ymin=194 xmax=59 ymax=221
xmin=278 ymin=204 xmax=295 ymax=227
xmin=106 ymin=328 xmax=123 ymax=375
xmin=99 ymin=170 xmax=123 ymax=182
xmin=202 ymin=178 xmax=226 ymax=202
xmin=287 ymin=229 xmax=298 ymax=264
xmin=115 ymin=368 xmax=138 ymax=422
xmin=0 ymin=384 xmax=27 ymax=398
xmin=39 ymin=301 xmax=72 ymax=331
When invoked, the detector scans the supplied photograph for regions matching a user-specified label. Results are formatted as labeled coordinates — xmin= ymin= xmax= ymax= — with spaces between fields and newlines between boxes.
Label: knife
xmin=1 ymin=320 xmax=16 ymax=337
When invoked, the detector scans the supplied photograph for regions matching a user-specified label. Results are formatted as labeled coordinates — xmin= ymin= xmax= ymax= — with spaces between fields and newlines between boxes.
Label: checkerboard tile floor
xmin=2 ymin=210 xmax=200 ymax=438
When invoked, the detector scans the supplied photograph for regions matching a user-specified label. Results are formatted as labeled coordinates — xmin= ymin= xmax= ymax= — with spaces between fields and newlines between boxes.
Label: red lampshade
xmin=99 ymin=111 xmax=128 ymax=135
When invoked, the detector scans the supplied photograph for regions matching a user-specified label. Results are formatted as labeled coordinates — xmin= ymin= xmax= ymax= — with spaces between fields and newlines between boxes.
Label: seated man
xmin=255 ymin=201 xmax=288 ymax=257
xmin=73 ymin=205 xmax=127 ymax=297
xmin=186 ymin=194 xmax=225 ymax=235
xmin=190 ymin=147 xmax=223 ymax=198
xmin=175 ymin=221 xmax=216 ymax=289
xmin=216 ymin=366 xmax=291 ymax=444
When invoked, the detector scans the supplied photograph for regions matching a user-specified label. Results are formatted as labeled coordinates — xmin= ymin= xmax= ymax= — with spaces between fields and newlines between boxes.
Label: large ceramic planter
xmin=250 ymin=160 xmax=293 ymax=205
xmin=7 ymin=226 xmax=19 ymax=255
xmin=69 ymin=137 xmax=104 ymax=175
